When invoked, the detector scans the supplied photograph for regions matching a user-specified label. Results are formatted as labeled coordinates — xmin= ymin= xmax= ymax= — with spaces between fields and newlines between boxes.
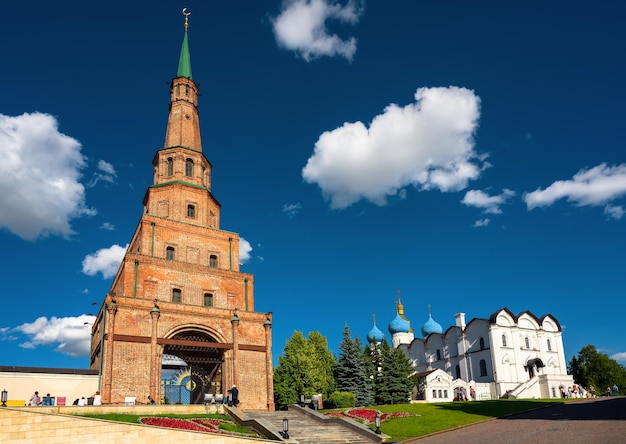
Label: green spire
xmin=177 ymin=9 xmax=192 ymax=79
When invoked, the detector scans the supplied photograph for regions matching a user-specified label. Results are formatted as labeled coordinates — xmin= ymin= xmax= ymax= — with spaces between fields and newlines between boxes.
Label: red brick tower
xmin=88 ymin=11 xmax=274 ymax=411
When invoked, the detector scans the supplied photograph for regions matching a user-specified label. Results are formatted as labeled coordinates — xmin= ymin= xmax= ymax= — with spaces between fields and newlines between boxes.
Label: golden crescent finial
xmin=182 ymin=8 xmax=191 ymax=30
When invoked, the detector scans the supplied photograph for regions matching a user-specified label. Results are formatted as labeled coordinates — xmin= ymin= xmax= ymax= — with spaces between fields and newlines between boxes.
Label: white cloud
xmin=302 ymin=86 xmax=484 ymax=209
xmin=239 ymin=237 xmax=253 ymax=264
xmin=472 ymin=218 xmax=490 ymax=227
xmin=604 ymin=204 xmax=625 ymax=220
xmin=87 ymin=159 xmax=117 ymax=187
xmin=462 ymin=189 xmax=515 ymax=214
xmin=611 ymin=352 xmax=626 ymax=363
xmin=524 ymin=163 xmax=626 ymax=210
xmin=12 ymin=315 xmax=96 ymax=357
xmin=100 ymin=222 xmax=115 ymax=230
xmin=282 ymin=202 xmax=302 ymax=217
xmin=82 ymin=244 xmax=128 ymax=279
xmin=0 ymin=112 xmax=96 ymax=240
xmin=272 ymin=0 xmax=362 ymax=61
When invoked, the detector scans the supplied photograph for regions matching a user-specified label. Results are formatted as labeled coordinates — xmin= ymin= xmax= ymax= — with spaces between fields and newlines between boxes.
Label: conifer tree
xmin=378 ymin=342 xmax=413 ymax=404
xmin=335 ymin=325 xmax=373 ymax=406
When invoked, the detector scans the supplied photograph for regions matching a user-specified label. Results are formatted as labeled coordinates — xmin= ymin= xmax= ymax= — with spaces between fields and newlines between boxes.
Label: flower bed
xmin=139 ymin=417 xmax=258 ymax=437
xmin=324 ymin=408 xmax=419 ymax=424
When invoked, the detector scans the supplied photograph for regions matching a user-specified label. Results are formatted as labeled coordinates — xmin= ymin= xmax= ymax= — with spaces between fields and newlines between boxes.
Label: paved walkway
xmin=404 ymin=396 xmax=626 ymax=444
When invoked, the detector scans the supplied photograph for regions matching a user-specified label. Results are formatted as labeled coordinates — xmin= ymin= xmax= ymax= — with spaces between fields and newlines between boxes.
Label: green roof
xmin=177 ymin=29 xmax=192 ymax=79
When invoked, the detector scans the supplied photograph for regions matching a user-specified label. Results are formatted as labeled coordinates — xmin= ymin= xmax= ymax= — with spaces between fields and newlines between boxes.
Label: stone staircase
xmin=236 ymin=405 xmax=389 ymax=444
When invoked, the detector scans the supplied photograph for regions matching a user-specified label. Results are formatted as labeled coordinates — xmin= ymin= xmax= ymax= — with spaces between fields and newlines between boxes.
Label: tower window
xmin=547 ymin=339 xmax=552 ymax=351
xmin=167 ymin=157 xmax=173 ymax=176
xmin=436 ymin=349 xmax=441 ymax=361
xmin=479 ymin=359 xmax=487 ymax=377
xmin=185 ymin=85 xmax=190 ymax=96
xmin=204 ymin=293 xmax=213 ymax=307
xmin=172 ymin=288 xmax=181 ymax=303
xmin=187 ymin=204 xmax=195 ymax=218
xmin=455 ymin=364 xmax=461 ymax=379
xmin=479 ymin=337 xmax=485 ymax=350
xmin=525 ymin=337 xmax=530 ymax=349
xmin=166 ymin=246 xmax=175 ymax=260
xmin=502 ymin=334 xmax=507 ymax=347
xmin=185 ymin=158 xmax=193 ymax=177
xmin=209 ymin=254 xmax=218 ymax=268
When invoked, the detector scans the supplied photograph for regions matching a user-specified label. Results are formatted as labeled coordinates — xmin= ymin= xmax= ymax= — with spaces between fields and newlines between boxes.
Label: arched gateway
xmin=162 ymin=330 xmax=225 ymax=404
xmin=88 ymin=11 xmax=274 ymax=411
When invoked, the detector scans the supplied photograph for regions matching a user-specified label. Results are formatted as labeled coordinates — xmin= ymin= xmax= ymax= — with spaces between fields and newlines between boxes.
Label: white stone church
xmin=367 ymin=300 xmax=575 ymax=402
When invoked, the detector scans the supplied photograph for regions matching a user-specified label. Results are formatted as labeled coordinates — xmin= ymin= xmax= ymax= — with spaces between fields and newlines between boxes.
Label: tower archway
xmin=162 ymin=329 xmax=225 ymax=404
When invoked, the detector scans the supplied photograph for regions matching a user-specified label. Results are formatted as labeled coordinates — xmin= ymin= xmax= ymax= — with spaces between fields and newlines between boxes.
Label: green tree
xmin=568 ymin=344 xmax=626 ymax=395
xmin=335 ymin=325 xmax=373 ymax=406
xmin=378 ymin=343 xmax=413 ymax=404
xmin=308 ymin=331 xmax=336 ymax=398
xmin=273 ymin=331 xmax=336 ymax=410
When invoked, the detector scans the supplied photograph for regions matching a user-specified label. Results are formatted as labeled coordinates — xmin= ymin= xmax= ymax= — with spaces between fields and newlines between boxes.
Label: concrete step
xmin=246 ymin=406 xmax=386 ymax=444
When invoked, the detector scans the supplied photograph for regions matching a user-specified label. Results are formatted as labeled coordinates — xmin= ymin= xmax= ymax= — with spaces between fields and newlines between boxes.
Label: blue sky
xmin=1 ymin=1 xmax=624 ymax=371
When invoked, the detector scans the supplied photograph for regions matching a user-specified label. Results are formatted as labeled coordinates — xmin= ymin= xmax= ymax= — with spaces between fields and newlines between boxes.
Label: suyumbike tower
xmin=89 ymin=9 xmax=274 ymax=411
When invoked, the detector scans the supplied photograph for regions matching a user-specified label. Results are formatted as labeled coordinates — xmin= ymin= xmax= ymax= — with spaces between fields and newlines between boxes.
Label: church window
xmin=479 ymin=337 xmax=485 ymax=350
xmin=210 ymin=254 xmax=218 ymax=268
xmin=432 ymin=390 xmax=437 ymax=399
xmin=166 ymin=246 xmax=175 ymax=260
xmin=444 ymin=390 xmax=448 ymax=398
xmin=185 ymin=158 xmax=194 ymax=177
xmin=455 ymin=365 xmax=461 ymax=379
xmin=436 ymin=349 xmax=441 ymax=361
xmin=525 ymin=336 xmax=530 ymax=349
xmin=479 ymin=359 xmax=487 ymax=377
xmin=204 ymin=293 xmax=213 ymax=307
xmin=187 ymin=204 xmax=195 ymax=218
xmin=172 ymin=288 xmax=181 ymax=303
xmin=547 ymin=339 xmax=552 ymax=351
xmin=438 ymin=390 xmax=442 ymax=398
xmin=502 ymin=334 xmax=507 ymax=347
xmin=185 ymin=85 xmax=190 ymax=96
xmin=167 ymin=157 xmax=173 ymax=176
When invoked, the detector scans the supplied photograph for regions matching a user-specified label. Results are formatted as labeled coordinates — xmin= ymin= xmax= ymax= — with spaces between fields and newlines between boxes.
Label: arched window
xmin=167 ymin=157 xmax=173 ymax=176
xmin=479 ymin=359 xmax=487 ymax=377
xmin=209 ymin=255 xmax=218 ymax=268
xmin=547 ymin=338 xmax=552 ymax=351
xmin=172 ymin=288 xmax=181 ymax=303
xmin=502 ymin=334 xmax=507 ymax=347
xmin=187 ymin=204 xmax=195 ymax=218
xmin=185 ymin=158 xmax=193 ymax=177
xmin=203 ymin=293 xmax=213 ymax=307
xmin=525 ymin=336 xmax=530 ymax=349
xmin=455 ymin=364 xmax=461 ymax=379
xmin=436 ymin=349 xmax=441 ymax=361
xmin=166 ymin=246 xmax=175 ymax=260
xmin=479 ymin=337 xmax=485 ymax=350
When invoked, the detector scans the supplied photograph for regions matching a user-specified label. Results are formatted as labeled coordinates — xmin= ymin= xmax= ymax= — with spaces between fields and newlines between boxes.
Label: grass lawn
xmin=77 ymin=399 xmax=562 ymax=441
xmin=359 ymin=399 xmax=562 ymax=440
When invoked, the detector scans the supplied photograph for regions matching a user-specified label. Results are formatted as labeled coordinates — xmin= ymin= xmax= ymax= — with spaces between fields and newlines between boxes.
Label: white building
xmin=370 ymin=300 xmax=574 ymax=401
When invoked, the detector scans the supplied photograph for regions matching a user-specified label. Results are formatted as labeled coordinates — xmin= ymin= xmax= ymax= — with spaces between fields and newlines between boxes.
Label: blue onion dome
xmin=421 ymin=314 xmax=443 ymax=337
xmin=367 ymin=322 xmax=384 ymax=344
xmin=389 ymin=313 xmax=411 ymax=335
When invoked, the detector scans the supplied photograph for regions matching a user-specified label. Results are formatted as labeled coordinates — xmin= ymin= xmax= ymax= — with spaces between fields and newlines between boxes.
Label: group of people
xmin=72 ymin=391 xmax=102 ymax=406
xmin=29 ymin=387 xmax=241 ymax=407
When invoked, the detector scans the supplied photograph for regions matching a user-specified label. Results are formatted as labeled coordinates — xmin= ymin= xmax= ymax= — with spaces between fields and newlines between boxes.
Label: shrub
xmin=328 ymin=391 xmax=356 ymax=409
